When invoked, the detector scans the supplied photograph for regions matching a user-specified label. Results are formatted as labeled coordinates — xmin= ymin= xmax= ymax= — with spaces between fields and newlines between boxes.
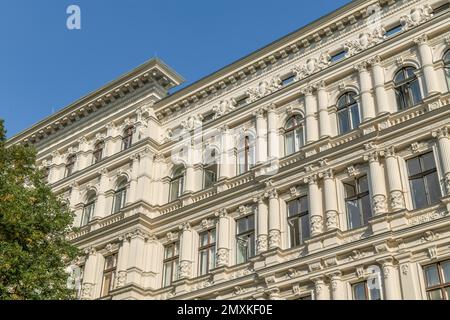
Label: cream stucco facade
xmin=7 ymin=0 xmax=450 ymax=300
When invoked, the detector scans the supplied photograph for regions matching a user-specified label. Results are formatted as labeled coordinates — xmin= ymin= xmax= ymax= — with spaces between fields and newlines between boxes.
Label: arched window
xmin=284 ymin=115 xmax=305 ymax=156
xmin=237 ymin=135 xmax=255 ymax=175
xmin=65 ymin=154 xmax=76 ymax=177
xmin=81 ymin=192 xmax=96 ymax=227
xmin=169 ymin=166 xmax=185 ymax=202
xmin=112 ymin=178 xmax=128 ymax=214
xmin=203 ymin=148 xmax=218 ymax=189
xmin=337 ymin=92 xmax=360 ymax=134
xmin=92 ymin=141 xmax=104 ymax=164
xmin=444 ymin=51 xmax=450 ymax=90
xmin=122 ymin=126 xmax=134 ymax=150
xmin=394 ymin=67 xmax=422 ymax=110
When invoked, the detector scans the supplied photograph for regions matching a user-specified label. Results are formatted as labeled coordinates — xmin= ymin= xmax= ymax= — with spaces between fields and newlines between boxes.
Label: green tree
xmin=0 ymin=119 xmax=79 ymax=300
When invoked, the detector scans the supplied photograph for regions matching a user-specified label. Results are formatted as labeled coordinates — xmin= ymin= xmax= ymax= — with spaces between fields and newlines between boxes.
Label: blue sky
xmin=0 ymin=0 xmax=350 ymax=138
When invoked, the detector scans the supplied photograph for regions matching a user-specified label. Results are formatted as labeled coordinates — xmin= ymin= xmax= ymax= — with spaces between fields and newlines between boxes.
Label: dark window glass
xmin=237 ymin=135 xmax=255 ymax=174
xmin=169 ymin=166 xmax=185 ymax=202
xmin=331 ymin=50 xmax=346 ymax=63
xmin=394 ymin=67 xmax=422 ymax=110
xmin=285 ymin=115 xmax=305 ymax=156
xmin=101 ymin=254 xmax=117 ymax=297
xmin=162 ymin=242 xmax=179 ymax=287
xmin=122 ymin=127 xmax=134 ymax=150
xmin=385 ymin=24 xmax=402 ymax=37
xmin=281 ymin=73 xmax=296 ymax=86
xmin=424 ymin=260 xmax=450 ymax=300
xmin=352 ymin=280 xmax=381 ymax=300
xmin=345 ymin=175 xmax=372 ymax=229
xmin=113 ymin=180 xmax=127 ymax=213
xmin=203 ymin=148 xmax=218 ymax=189
xmin=198 ymin=229 xmax=216 ymax=275
xmin=444 ymin=51 xmax=450 ymax=91
xmin=81 ymin=193 xmax=96 ymax=227
xmin=337 ymin=92 xmax=360 ymax=134
xmin=287 ymin=196 xmax=310 ymax=247
xmin=92 ymin=141 xmax=104 ymax=164
xmin=407 ymin=152 xmax=441 ymax=209
xmin=65 ymin=154 xmax=76 ymax=177
xmin=236 ymin=214 xmax=255 ymax=264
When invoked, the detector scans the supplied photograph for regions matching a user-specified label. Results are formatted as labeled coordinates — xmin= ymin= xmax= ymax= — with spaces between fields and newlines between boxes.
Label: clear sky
xmin=0 ymin=0 xmax=351 ymax=138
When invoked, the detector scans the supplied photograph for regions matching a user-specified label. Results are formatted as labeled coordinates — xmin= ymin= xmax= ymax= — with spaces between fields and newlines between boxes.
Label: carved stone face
xmin=306 ymin=58 xmax=316 ymax=73
xmin=258 ymin=81 xmax=267 ymax=95
xmin=410 ymin=8 xmax=422 ymax=23
xmin=359 ymin=33 xmax=370 ymax=47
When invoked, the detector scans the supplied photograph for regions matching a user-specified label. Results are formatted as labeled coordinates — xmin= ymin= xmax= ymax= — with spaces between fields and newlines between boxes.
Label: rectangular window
xmin=236 ymin=214 xmax=255 ymax=264
xmin=203 ymin=164 xmax=218 ymax=189
xmin=101 ymin=254 xmax=117 ymax=297
xmin=352 ymin=280 xmax=382 ymax=300
xmin=287 ymin=196 xmax=310 ymax=247
xmin=198 ymin=229 xmax=216 ymax=276
xmin=385 ymin=24 xmax=402 ymax=37
xmin=424 ymin=260 xmax=450 ymax=300
xmin=407 ymin=152 xmax=441 ymax=210
xmin=345 ymin=175 xmax=372 ymax=229
xmin=330 ymin=50 xmax=346 ymax=63
xmin=235 ymin=95 xmax=249 ymax=107
xmin=281 ymin=73 xmax=296 ymax=86
xmin=162 ymin=242 xmax=179 ymax=287
xmin=433 ymin=3 xmax=450 ymax=15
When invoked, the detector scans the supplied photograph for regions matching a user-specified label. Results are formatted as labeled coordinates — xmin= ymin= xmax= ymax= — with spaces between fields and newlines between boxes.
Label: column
xmin=316 ymin=81 xmax=331 ymax=138
xmin=136 ymin=147 xmax=153 ymax=203
xmin=215 ymin=208 xmax=230 ymax=267
xmin=328 ymin=271 xmax=346 ymax=300
xmin=365 ymin=151 xmax=388 ymax=215
xmin=305 ymin=175 xmax=324 ymax=236
xmin=415 ymin=34 xmax=440 ymax=96
xmin=433 ymin=126 xmax=450 ymax=195
xmin=267 ymin=103 xmax=280 ymax=160
xmin=322 ymin=169 xmax=339 ymax=231
xmin=219 ymin=125 xmax=232 ymax=179
xmin=127 ymin=154 xmax=139 ymax=204
xmin=378 ymin=257 xmax=402 ymax=300
xmin=266 ymin=188 xmax=281 ymax=249
xmin=80 ymin=247 xmax=98 ymax=300
xmin=69 ymin=182 xmax=80 ymax=211
xmin=50 ymin=151 xmax=63 ymax=182
xmin=370 ymin=55 xmax=390 ymax=114
xmin=355 ymin=61 xmax=376 ymax=121
xmin=253 ymin=194 xmax=268 ymax=253
xmin=116 ymin=233 xmax=131 ymax=288
xmin=77 ymin=136 xmax=90 ymax=170
xmin=312 ymin=276 xmax=329 ymax=300
xmin=105 ymin=122 xmax=118 ymax=157
xmin=302 ymin=86 xmax=319 ymax=144
xmin=254 ymin=108 xmax=267 ymax=164
xmin=178 ymin=223 xmax=194 ymax=279
xmin=93 ymin=168 xmax=109 ymax=219
xmin=384 ymin=146 xmax=406 ymax=210
xmin=126 ymin=229 xmax=149 ymax=284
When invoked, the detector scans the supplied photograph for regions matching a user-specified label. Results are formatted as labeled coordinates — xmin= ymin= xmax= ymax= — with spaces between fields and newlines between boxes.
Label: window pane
xmin=395 ymin=88 xmax=406 ymax=110
xmin=199 ymin=250 xmax=207 ymax=275
xmin=163 ymin=263 xmax=172 ymax=286
xmin=170 ymin=180 xmax=179 ymax=202
xmin=248 ymin=233 xmax=256 ymax=258
xmin=173 ymin=260 xmax=179 ymax=281
xmin=102 ymin=273 xmax=112 ymax=296
xmin=286 ymin=133 xmax=295 ymax=155
xmin=350 ymin=104 xmax=360 ymax=129
xmin=425 ymin=265 xmax=441 ymax=287
xmin=300 ymin=214 xmax=310 ymax=242
xmin=441 ymin=261 xmax=450 ymax=284
xmin=289 ymin=218 xmax=300 ymax=247
xmin=369 ymin=286 xmax=381 ymax=300
xmin=346 ymin=200 xmax=362 ymax=229
xmin=338 ymin=110 xmax=350 ymax=134
xmin=288 ymin=200 xmax=298 ymax=217
xmin=344 ymin=182 xmax=356 ymax=197
xmin=237 ymin=218 xmax=247 ymax=234
xmin=428 ymin=289 xmax=443 ymax=300
xmin=410 ymin=178 xmax=427 ymax=209
xmin=295 ymin=128 xmax=304 ymax=150
xmin=200 ymin=232 xmax=208 ymax=247
xmin=209 ymin=247 xmax=216 ymax=270
xmin=358 ymin=176 xmax=369 ymax=193
xmin=410 ymin=80 xmax=421 ymax=105
xmin=299 ymin=196 xmax=308 ymax=213
xmin=353 ymin=283 xmax=367 ymax=300
xmin=407 ymin=157 xmax=421 ymax=176
xmin=236 ymin=240 xmax=247 ymax=264
xmin=421 ymin=152 xmax=436 ymax=171
xmin=360 ymin=194 xmax=372 ymax=225
xmin=425 ymin=172 xmax=441 ymax=204
xmin=247 ymin=215 xmax=255 ymax=230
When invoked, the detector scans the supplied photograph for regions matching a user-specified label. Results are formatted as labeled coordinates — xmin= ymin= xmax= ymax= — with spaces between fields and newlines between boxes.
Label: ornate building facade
xmin=7 ymin=0 xmax=450 ymax=300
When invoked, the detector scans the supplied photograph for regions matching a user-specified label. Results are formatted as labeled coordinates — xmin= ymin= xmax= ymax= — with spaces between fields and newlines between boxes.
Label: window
xmin=394 ymin=67 xmax=422 ymax=110
xmin=444 ymin=51 xmax=450 ymax=90
xmin=424 ymin=260 xmax=450 ymax=300
xmin=65 ymin=154 xmax=76 ymax=177
xmin=237 ymin=135 xmax=255 ymax=175
xmin=345 ymin=175 xmax=372 ymax=229
xmin=122 ymin=126 xmax=134 ymax=150
xmin=75 ymin=265 xmax=85 ymax=299
xmin=202 ymin=112 xmax=215 ymax=124
xmin=203 ymin=148 xmax=218 ymax=189
xmin=407 ymin=152 xmax=441 ymax=210
xmin=330 ymin=50 xmax=346 ymax=63
xmin=284 ymin=115 xmax=305 ymax=156
xmin=162 ymin=242 xmax=179 ymax=287
xmin=92 ymin=141 xmax=104 ymax=164
xmin=385 ymin=24 xmax=402 ymax=37
xmin=169 ymin=166 xmax=185 ymax=202
xmin=81 ymin=192 xmax=96 ymax=227
xmin=236 ymin=214 xmax=255 ymax=264
xmin=287 ymin=196 xmax=310 ymax=247
xmin=352 ymin=280 xmax=382 ymax=300
xmin=433 ymin=3 xmax=450 ymax=15
xmin=198 ymin=229 xmax=216 ymax=276
xmin=112 ymin=178 xmax=127 ymax=214
xmin=281 ymin=73 xmax=296 ymax=86
xmin=235 ymin=95 xmax=249 ymax=107
xmin=42 ymin=166 xmax=50 ymax=183
xmin=337 ymin=92 xmax=360 ymax=134
xmin=101 ymin=254 xmax=117 ymax=297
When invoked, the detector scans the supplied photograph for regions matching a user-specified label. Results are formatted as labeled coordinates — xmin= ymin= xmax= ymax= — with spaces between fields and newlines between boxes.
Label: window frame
xmin=284 ymin=115 xmax=305 ymax=156
xmin=122 ymin=126 xmax=134 ymax=151
xmin=237 ymin=135 xmax=255 ymax=175
xmin=112 ymin=180 xmax=128 ymax=214
xmin=101 ymin=254 xmax=117 ymax=297
xmin=344 ymin=175 xmax=372 ymax=230
xmin=394 ymin=67 xmax=422 ymax=110
xmin=169 ymin=166 xmax=185 ymax=202
xmin=65 ymin=154 xmax=76 ymax=177
xmin=81 ymin=193 xmax=96 ymax=227
xmin=235 ymin=214 xmax=256 ymax=264
xmin=336 ymin=91 xmax=360 ymax=135
xmin=423 ymin=259 xmax=450 ymax=300
xmin=287 ymin=195 xmax=310 ymax=247
xmin=162 ymin=242 xmax=180 ymax=287
xmin=352 ymin=279 xmax=382 ymax=300
xmin=92 ymin=141 xmax=105 ymax=164
xmin=198 ymin=229 xmax=217 ymax=276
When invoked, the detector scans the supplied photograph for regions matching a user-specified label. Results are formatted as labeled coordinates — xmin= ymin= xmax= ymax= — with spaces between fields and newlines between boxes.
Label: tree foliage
xmin=0 ymin=119 xmax=79 ymax=300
